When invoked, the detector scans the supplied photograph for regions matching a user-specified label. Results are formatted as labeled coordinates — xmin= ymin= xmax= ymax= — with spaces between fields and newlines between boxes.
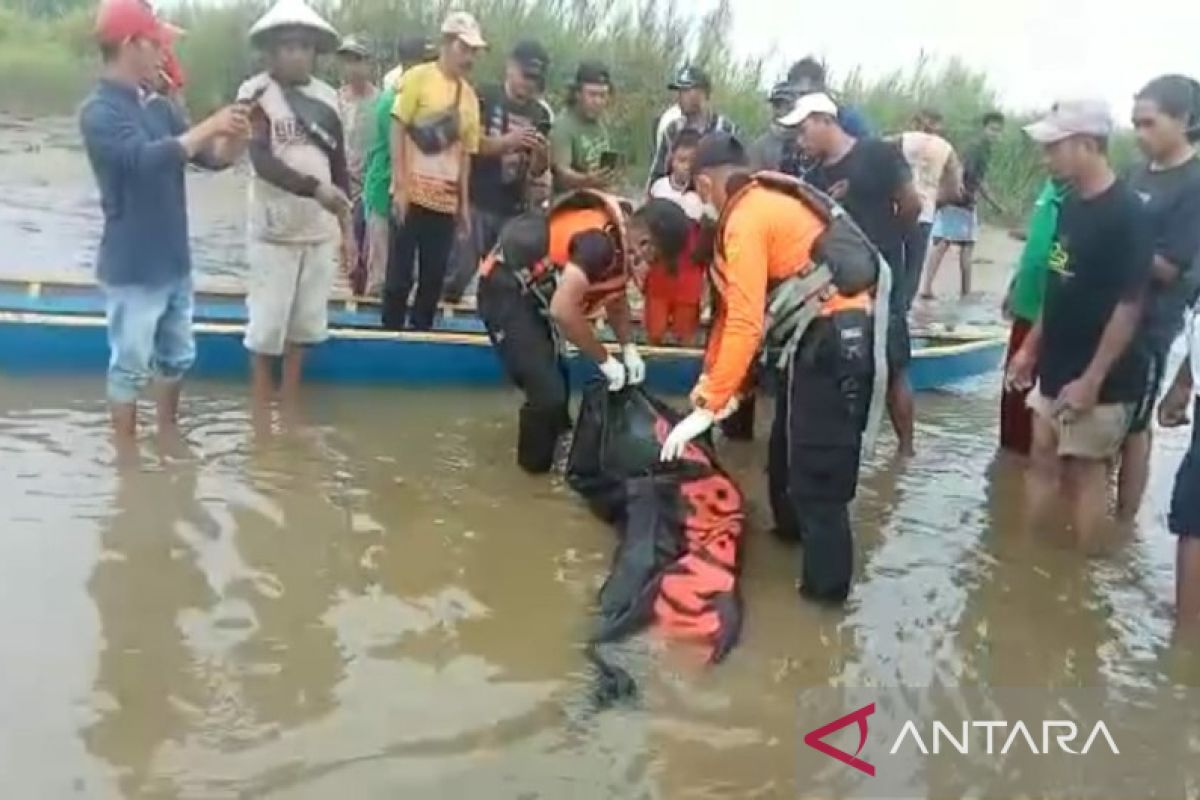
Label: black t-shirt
xmin=808 ymin=137 xmax=911 ymax=282
xmin=1128 ymin=157 xmax=1200 ymax=352
xmin=1038 ymin=179 xmax=1153 ymax=403
xmin=470 ymin=84 xmax=553 ymax=216
xmin=953 ymin=140 xmax=993 ymax=209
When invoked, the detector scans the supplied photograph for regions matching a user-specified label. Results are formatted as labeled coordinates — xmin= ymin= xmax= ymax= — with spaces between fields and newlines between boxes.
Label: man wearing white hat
xmin=383 ymin=11 xmax=486 ymax=331
xmin=1007 ymin=98 xmax=1153 ymax=544
xmin=785 ymin=91 xmax=923 ymax=457
xmin=237 ymin=0 xmax=354 ymax=426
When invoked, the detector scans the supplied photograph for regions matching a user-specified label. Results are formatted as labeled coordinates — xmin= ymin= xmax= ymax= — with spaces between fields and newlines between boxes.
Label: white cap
xmin=1024 ymin=98 xmax=1114 ymax=143
xmin=441 ymin=10 xmax=487 ymax=49
xmin=249 ymin=0 xmax=340 ymax=53
xmin=779 ymin=92 xmax=839 ymax=127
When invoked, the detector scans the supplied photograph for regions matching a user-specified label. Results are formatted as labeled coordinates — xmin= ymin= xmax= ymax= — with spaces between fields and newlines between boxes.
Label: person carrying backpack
xmin=476 ymin=190 xmax=651 ymax=474
xmin=660 ymin=133 xmax=890 ymax=605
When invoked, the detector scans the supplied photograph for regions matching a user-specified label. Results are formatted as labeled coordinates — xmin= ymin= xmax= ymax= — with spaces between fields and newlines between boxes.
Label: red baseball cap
xmin=94 ymin=0 xmax=167 ymax=47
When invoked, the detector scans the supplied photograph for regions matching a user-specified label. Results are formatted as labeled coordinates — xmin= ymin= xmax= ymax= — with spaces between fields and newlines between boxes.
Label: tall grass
xmin=0 ymin=0 xmax=1127 ymax=219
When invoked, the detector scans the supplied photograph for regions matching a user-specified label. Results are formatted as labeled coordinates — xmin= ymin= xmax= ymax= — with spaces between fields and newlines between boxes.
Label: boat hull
xmin=0 ymin=312 xmax=1005 ymax=394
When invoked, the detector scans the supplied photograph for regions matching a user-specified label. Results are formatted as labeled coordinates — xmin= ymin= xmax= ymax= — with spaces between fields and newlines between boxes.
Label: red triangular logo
xmin=803 ymin=702 xmax=876 ymax=777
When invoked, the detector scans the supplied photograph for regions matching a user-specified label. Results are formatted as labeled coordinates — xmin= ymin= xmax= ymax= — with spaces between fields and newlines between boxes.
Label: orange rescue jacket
xmin=694 ymin=174 xmax=872 ymax=412
xmin=480 ymin=189 xmax=630 ymax=315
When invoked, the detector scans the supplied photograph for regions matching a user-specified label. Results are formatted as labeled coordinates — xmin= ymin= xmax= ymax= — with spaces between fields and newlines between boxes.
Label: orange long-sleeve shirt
xmin=693 ymin=186 xmax=825 ymax=412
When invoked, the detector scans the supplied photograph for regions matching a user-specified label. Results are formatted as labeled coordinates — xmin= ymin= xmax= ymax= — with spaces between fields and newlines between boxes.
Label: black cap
xmin=693 ymin=132 xmax=748 ymax=173
xmin=669 ymin=64 xmax=712 ymax=92
xmin=396 ymin=35 xmax=435 ymax=64
xmin=573 ymin=60 xmax=611 ymax=88
xmin=511 ymin=40 xmax=549 ymax=83
xmin=768 ymin=80 xmax=799 ymax=105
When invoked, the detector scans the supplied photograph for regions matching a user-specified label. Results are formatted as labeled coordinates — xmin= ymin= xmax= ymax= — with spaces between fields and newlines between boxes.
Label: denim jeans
xmin=102 ymin=276 xmax=195 ymax=404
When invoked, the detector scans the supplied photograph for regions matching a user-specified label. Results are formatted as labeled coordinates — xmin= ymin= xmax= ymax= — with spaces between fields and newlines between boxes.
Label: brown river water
xmin=0 ymin=114 xmax=1197 ymax=798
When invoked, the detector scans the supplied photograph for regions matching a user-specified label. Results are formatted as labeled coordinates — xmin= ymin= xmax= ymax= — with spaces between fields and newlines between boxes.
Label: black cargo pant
xmin=768 ymin=313 xmax=873 ymax=603
xmin=478 ymin=268 xmax=569 ymax=474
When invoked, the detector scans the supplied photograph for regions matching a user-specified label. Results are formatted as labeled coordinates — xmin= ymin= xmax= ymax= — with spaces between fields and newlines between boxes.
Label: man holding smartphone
xmin=443 ymin=40 xmax=554 ymax=303
xmin=552 ymin=61 xmax=620 ymax=193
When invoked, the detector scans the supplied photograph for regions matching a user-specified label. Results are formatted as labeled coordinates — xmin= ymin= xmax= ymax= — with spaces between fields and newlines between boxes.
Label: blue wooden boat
xmin=0 ymin=277 xmax=1006 ymax=393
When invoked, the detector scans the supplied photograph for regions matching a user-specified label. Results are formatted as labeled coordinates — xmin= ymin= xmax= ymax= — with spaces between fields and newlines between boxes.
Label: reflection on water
xmin=0 ymin=375 xmax=1197 ymax=798
xmin=1 ymin=112 xmax=1197 ymax=798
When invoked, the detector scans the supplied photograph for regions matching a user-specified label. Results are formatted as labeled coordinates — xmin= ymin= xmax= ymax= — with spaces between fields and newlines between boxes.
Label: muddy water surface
xmin=0 ymin=114 xmax=1198 ymax=799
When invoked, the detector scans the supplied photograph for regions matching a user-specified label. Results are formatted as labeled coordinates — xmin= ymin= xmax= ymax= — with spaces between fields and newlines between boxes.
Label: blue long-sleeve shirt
xmin=79 ymin=79 xmax=194 ymax=287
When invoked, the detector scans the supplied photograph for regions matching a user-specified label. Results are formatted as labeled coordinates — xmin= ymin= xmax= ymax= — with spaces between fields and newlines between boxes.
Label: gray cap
xmin=337 ymin=35 xmax=370 ymax=58
xmin=1024 ymin=98 xmax=1114 ymax=143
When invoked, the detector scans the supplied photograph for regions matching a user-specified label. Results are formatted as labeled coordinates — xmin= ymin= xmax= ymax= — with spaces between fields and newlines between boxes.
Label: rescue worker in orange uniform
xmin=478 ymin=190 xmax=650 ymax=474
xmin=660 ymin=134 xmax=887 ymax=603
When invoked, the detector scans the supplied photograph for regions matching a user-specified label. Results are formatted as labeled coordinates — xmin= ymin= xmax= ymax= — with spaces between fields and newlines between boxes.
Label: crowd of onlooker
xmin=78 ymin=0 xmax=1200 ymax=624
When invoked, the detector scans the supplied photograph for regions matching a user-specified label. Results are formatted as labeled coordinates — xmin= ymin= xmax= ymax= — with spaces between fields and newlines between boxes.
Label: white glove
xmin=622 ymin=343 xmax=646 ymax=386
xmin=660 ymin=409 xmax=716 ymax=461
xmin=599 ymin=356 xmax=628 ymax=392
xmin=714 ymin=395 xmax=740 ymax=422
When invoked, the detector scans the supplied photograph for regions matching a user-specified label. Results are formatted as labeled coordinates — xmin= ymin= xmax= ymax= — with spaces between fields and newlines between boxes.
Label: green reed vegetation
xmin=0 ymin=0 xmax=1135 ymax=220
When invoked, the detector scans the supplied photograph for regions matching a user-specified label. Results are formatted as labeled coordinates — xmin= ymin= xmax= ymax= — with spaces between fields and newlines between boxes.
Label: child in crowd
xmin=641 ymin=130 xmax=707 ymax=345
xmin=649 ymin=129 xmax=705 ymax=220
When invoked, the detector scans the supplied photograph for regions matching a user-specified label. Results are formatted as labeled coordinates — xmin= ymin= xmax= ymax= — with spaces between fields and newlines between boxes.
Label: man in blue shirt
xmin=80 ymin=0 xmax=248 ymax=460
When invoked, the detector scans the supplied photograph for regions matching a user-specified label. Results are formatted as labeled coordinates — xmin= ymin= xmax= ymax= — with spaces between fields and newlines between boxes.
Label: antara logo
xmin=804 ymin=703 xmax=877 ymax=777
xmin=889 ymin=720 xmax=1120 ymax=756
xmin=804 ymin=704 xmax=1120 ymax=777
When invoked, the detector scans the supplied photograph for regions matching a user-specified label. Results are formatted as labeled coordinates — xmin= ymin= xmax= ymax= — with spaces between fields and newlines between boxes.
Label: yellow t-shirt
xmin=391 ymin=63 xmax=481 ymax=215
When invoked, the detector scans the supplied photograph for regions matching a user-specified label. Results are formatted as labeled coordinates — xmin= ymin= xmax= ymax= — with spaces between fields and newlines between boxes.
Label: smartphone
xmin=599 ymin=150 xmax=622 ymax=171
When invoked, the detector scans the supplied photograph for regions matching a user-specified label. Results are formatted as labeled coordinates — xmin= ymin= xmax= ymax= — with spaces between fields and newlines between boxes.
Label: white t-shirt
xmin=649 ymin=176 xmax=703 ymax=221
xmin=900 ymin=131 xmax=955 ymax=224
xmin=238 ymin=72 xmax=340 ymax=244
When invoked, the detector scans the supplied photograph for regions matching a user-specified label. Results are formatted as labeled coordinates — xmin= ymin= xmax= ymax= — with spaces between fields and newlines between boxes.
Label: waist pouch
xmin=408 ymin=80 xmax=463 ymax=155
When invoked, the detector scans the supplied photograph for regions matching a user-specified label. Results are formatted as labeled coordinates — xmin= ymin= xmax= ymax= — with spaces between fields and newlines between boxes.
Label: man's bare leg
xmin=154 ymin=379 xmax=191 ymax=458
xmin=111 ymin=402 xmax=139 ymax=467
xmin=1117 ymin=430 xmax=1152 ymax=522
xmin=280 ymin=343 xmax=305 ymax=425
xmin=959 ymin=243 xmax=975 ymax=297
xmin=1027 ymin=416 xmax=1061 ymax=533
xmin=887 ymin=369 xmax=916 ymax=457
xmin=920 ymin=240 xmax=951 ymax=299
xmin=251 ymin=354 xmax=275 ymax=437
xmin=1066 ymin=456 xmax=1111 ymax=551
xmin=1177 ymin=537 xmax=1200 ymax=630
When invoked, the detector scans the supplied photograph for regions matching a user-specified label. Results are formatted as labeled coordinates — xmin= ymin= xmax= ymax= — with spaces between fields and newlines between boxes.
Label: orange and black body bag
xmin=567 ymin=383 xmax=745 ymax=706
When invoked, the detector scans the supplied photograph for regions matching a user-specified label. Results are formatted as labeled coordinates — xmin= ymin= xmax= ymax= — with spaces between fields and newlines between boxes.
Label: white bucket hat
xmin=249 ymin=0 xmax=340 ymax=53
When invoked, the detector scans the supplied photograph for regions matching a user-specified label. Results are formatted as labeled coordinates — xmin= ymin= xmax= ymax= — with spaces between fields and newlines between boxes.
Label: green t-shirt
xmin=362 ymin=86 xmax=397 ymax=218
xmin=551 ymin=108 xmax=611 ymax=178
xmin=1009 ymin=180 xmax=1066 ymax=322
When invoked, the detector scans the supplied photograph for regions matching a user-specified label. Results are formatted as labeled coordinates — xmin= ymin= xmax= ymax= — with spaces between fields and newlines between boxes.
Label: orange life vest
xmin=480 ymin=189 xmax=630 ymax=314
xmin=714 ymin=171 xmax=873 ymax=320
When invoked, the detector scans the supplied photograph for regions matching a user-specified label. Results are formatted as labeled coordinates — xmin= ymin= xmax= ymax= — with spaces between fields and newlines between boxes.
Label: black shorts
xmin=886 ymin=308 xmax=912 ymax=372
xmin=1130 ymin=347 xmax=1168 ymax=434
xmin=1169 ymin=399 xmax=1200 ymax=538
